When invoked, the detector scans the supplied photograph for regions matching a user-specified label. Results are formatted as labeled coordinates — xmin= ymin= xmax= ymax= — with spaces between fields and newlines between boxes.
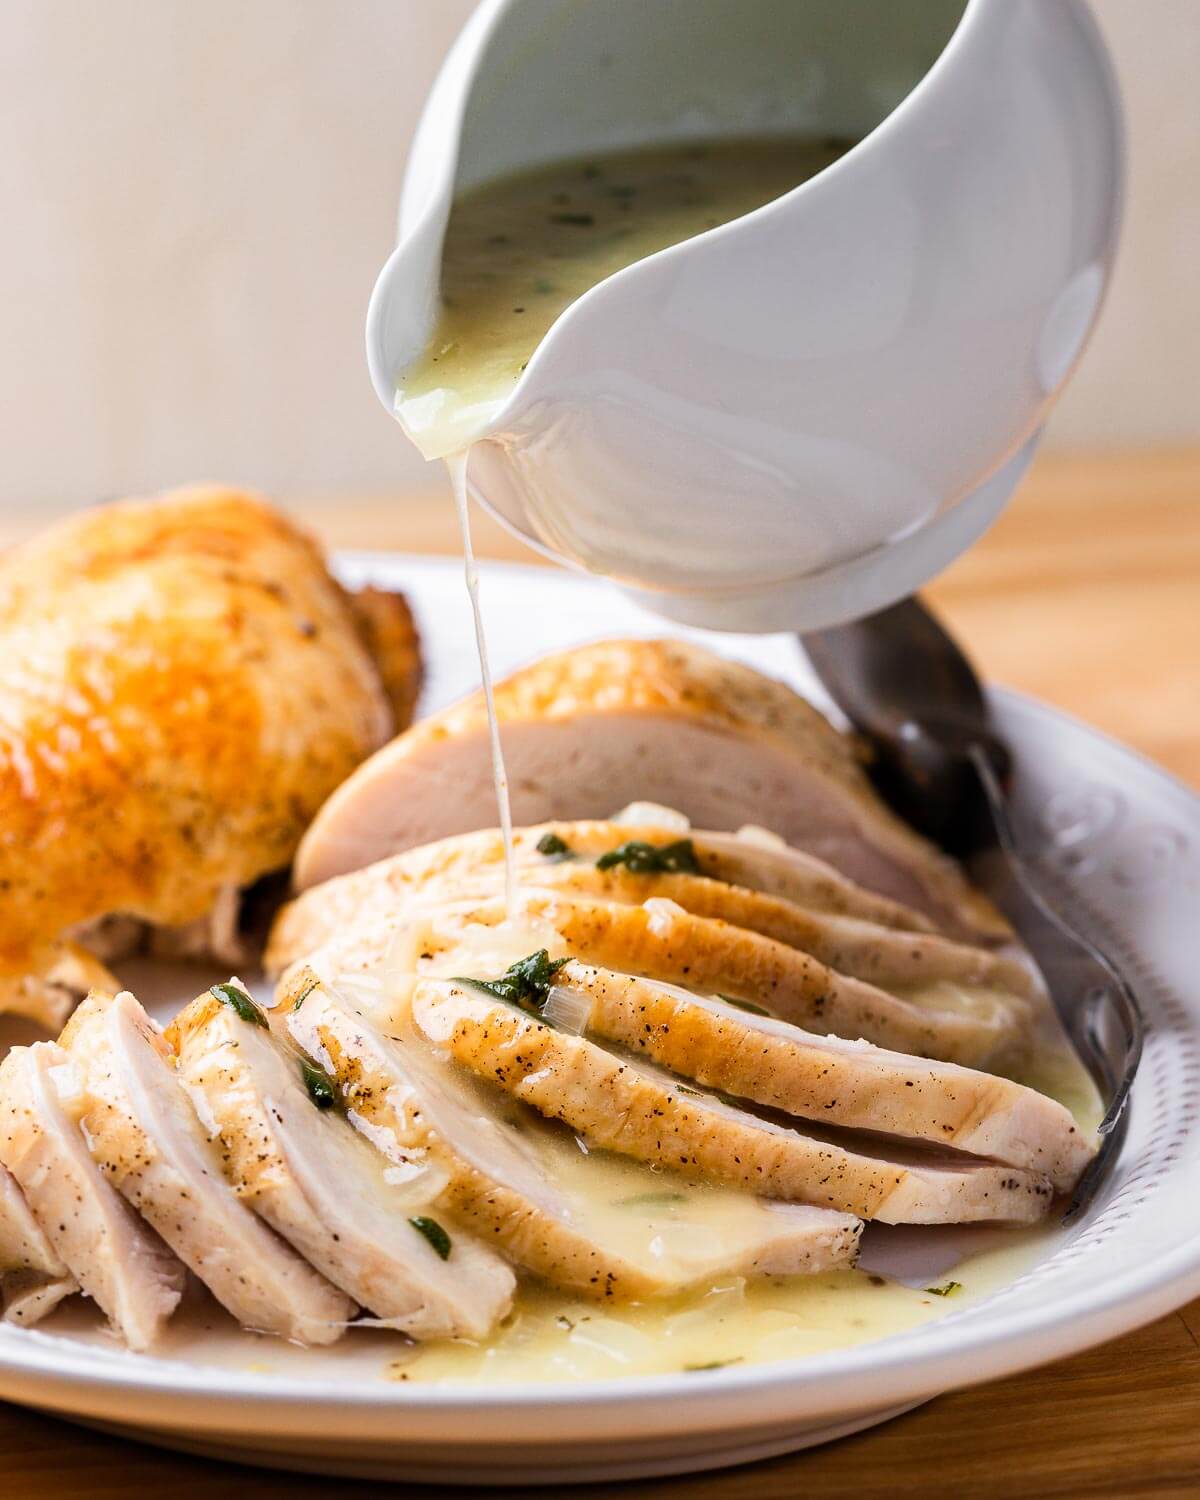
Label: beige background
xmin=2 ymin=0 xmax=1196 ymax=515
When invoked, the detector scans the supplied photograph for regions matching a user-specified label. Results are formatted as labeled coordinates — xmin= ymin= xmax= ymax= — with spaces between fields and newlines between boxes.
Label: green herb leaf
xmin=409 ymin=1215 xmax=452 ymax=1261
xmin=453 ymin=950 xmax=570 ymax=1019
xmin=300 ymin=1059 xmax=338 ymax=1111
xmin=595 ymin=838 xmax=701 ymax=876
xmin=716 ymin=993 xmax=773 ymax=1017
xmin=291 ymin=979 xmax=319 ymax=1012
xmin=536 ymin=831 xmax=574 ymax=862
xmin=210 ymin=982 xmax=267 ymax=1028
xmin=684 ymin=1358 xmax=742 ymax=1373
xmin=925 ymin=1281 xmax=963 ymax=1298
xmin=549 ymin=211 xmax=595 ymax=226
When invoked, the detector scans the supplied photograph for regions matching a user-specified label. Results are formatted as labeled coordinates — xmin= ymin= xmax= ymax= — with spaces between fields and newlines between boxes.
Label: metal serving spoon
xmin=802 ymin=596 xmax=1143 ymax=1220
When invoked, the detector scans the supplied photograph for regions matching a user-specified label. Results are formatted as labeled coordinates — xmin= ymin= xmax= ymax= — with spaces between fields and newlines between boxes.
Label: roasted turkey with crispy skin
xmin=0 ymin=486 xmax=420 ymax=1028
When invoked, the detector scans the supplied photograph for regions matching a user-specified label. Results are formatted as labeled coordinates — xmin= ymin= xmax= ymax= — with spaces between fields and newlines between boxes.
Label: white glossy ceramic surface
xmin=0 ymin=556 xmax=1196 ymax=1484
xmin=368 ymin=0 xmax=1124 ymax=631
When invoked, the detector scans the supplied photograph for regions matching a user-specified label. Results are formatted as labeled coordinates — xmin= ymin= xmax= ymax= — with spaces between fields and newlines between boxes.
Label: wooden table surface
xmin=2 ymin=449 xmax=1198 ymax=1499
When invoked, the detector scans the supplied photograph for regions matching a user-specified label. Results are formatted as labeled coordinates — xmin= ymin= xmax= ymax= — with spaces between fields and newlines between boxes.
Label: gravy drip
xmin=447 ymin=452 xmax=515 ymax=913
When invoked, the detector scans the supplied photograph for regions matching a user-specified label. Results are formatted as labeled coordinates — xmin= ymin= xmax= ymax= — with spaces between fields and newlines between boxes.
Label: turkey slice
xmin=280 ymin=968 xmax=860 ymax=1299
xmin=0 ymin=1041 xmax=185 ymax=1349
xmin=405 ymin=892 xmax=1032 ymax=1071
xmin=292 ymin=639 xmax=1008 ymax=942
xmin=410 ymin=979 xmax=1055 ymax=1226
xmin=551 ymin=964 xmax=1091 ymax=1193
xmin=0 ymin=1161 xmax=77 ymax=1326
xmin=272 ymin=821 xmax=1028 ymax=1000
xmin=60 ymin=990 xmax=353 ymax=1344
xmin=273 ymin=820 xmax=935 ymax=974
xmin=167 ymin=985 xmax=514 ymax=1340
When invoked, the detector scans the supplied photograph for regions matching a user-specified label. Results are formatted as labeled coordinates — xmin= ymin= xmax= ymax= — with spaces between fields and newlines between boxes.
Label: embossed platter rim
xmin=0 ymin=555 xmax=1195 ymax=1484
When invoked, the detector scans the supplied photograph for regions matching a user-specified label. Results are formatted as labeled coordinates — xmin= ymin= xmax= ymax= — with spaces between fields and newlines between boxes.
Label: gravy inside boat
xmin=397 ymin=136 xmax=853 ymax=458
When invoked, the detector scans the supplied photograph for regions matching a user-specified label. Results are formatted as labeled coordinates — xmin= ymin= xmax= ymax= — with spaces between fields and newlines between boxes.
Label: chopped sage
xmin=684 ymin=1358 xmax=742 ymax=1373
xmin=536 ymin=831 xmax=574 ymax=862
xmin=595 ymin=838 xmax=701 ymax=876
xmin=409 ymin=1215 xmax=452 ymax=1261
xmin=717 ymin=993 xmax=774 ymax=1018
xmin=454 ymin=950 xmax=569 ymax=1018
xmin=210 ymin=982 xmax=267 ymax=1028
xmin=300 ymin=1059 xmax=338 ymax=1111
xmin=291 ymin=979 xmax=319 ymax=1012
xmin=925 ymin=1281 xmax=963 ymax=1298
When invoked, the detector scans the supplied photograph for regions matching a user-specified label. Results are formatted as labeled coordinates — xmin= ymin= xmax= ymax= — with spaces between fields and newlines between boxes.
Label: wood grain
xmin=0 ymin=448 xmax=1197 ymax=1498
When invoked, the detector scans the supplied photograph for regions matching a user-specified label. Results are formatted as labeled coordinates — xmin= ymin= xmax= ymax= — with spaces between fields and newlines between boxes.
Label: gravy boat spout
xmin=368 ymin=0 xmax=1123 ymax=632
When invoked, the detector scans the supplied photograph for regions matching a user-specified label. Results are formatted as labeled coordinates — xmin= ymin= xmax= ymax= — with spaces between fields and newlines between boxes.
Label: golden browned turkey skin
xmin=0 ymin=486 xmax=420 ymax=1025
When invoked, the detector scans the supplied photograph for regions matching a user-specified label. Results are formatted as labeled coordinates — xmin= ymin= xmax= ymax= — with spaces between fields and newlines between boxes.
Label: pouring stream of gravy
xmin=447 ymin=451 xmax=516 ymax=912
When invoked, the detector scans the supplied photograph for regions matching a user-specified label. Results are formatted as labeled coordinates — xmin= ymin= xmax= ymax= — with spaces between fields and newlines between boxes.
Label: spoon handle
xmin=965 ymin=747 xmax=1143 ymax=1220
xmin=802 ymin=596 xmax=1008 ymax=854
xmin=803 ymin=597 xmax=1144 ymax=1217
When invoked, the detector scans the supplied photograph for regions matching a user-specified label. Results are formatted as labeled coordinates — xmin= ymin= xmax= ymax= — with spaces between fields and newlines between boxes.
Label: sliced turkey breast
xmin=617 ymin=822 xmax=934 ymax=931
xmin=0 ymin=1042 xmax=185 ymax=1349
xmin=0 ymin=1162 xmax=77 ymax=1326
xmin=167 ymin=985 xmax=514 ymax=1340
xmin=292 ymin=639 xmax=1007 ymax=943
xmin=279 ymin=968 xmax=860 ymax=1298
xmin=0 ymin=1161 xmax=68 ymax=1277
xmin=272 ymin=822 xmax=1027 ymax=1000
xmin=1 ymin=1269 xmax=78 ymax=1328
xmin=60 ymin=990 xmax=352 ymax=1344
xmin=411 ymin=979 xmax=1054 ymax=1225
xmin=274 ymin=821 xmax=935 ymax=974
xmin=403 ymin=892 xmax=1032 ymax=1070
xmin=549 ymin=965 xmax=1090 ymax=1192
xmin=547 ymin=873 xmax=1028 ymax=994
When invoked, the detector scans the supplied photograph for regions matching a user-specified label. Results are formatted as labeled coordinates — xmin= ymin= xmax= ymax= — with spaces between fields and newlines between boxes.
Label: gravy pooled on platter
xmin=397 ymin=136 xmax=853 ymax=458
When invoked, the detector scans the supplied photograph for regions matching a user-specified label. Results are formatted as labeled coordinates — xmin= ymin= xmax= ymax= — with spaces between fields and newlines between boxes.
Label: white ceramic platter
xmin=0 ymin=555 xmax=1197 ymax=1485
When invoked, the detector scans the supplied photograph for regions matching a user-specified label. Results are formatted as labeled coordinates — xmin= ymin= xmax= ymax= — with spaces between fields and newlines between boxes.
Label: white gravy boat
xmin=368 ymin=0 xmax=1122 ymax=632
